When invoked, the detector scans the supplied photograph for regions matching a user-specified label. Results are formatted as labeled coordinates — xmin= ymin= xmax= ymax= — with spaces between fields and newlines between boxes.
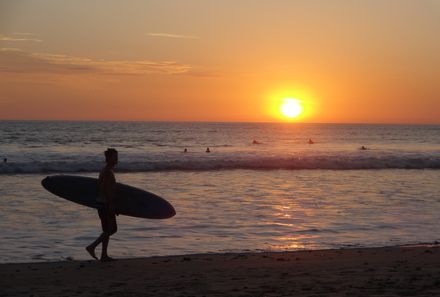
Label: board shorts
xmin=97 ymin=202 xmax=117 ymax=234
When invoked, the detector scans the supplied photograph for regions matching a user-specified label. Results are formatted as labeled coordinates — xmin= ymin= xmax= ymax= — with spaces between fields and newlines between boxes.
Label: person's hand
xmin=109 ymin=204 xmax=117 ymax=215
xmin=109 ymin=203 xmax=119 ymax=216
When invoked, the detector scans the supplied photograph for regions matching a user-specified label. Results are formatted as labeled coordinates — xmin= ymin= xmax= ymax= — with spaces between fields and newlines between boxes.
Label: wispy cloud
xmin=147 ymin=32 xmax=199 ymax=39
xmin=12 ymin=32 xmax=37 ymax=36
xmin=0 ymin=33 xmax=42 ymax=42
xmin=0 ymin=47 xmax=22 ymax=52
xmin=0 ymin=48 xmax=191 ymax=75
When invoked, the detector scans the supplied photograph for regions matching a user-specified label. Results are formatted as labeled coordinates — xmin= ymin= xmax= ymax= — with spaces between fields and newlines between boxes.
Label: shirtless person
xmin=86 ymin=148 xmax=118 ymax=261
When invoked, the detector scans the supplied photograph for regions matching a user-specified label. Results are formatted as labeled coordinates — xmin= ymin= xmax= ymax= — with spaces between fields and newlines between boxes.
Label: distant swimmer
xmin=206 ymin=147 xmax=211 ymax=153
xmin=3 ymin=158 xmax=6 ymax=163
xmin=184 ymin=148 xmax=188 ymax=153
xmin=252 ymin=139 xmax=261 ymax=144
xmin=308 ymin=139 xmax=314 ymax=144
xmin=360 ymin=146 xmax=368 ymax=150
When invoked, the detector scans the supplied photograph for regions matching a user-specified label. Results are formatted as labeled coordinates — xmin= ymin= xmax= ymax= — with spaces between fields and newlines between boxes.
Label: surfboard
xmin=41 ymin=175 xmax=176 ymax=219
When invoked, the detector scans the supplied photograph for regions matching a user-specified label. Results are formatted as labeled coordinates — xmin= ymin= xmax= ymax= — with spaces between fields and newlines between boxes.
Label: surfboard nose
xmin=41 ymin=176 xmax=50 ymax=190
xmin=41 ymin=176 xmax=58 ymax=193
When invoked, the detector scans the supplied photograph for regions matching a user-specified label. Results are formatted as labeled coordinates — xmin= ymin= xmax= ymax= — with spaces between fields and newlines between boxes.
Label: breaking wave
xmin=1 ymin=153 xmax=439 ymax=174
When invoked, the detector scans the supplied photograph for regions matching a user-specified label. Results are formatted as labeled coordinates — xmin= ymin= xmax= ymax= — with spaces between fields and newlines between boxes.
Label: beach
xmin=2 ymin=245 xmax=440 ymax=296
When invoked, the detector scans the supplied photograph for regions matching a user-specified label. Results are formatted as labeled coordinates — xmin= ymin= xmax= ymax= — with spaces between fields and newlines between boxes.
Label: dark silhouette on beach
xmin=86 ymin=148 xmax=118 ymax=261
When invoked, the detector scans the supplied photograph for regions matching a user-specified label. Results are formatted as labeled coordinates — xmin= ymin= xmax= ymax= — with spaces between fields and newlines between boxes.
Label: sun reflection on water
xmin=270 ymin=235 xmax=320 ymax=250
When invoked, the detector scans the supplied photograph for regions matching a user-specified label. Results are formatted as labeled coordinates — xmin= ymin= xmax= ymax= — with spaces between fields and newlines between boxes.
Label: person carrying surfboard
xmin=86 ymin=148 xmax=118 ymax=261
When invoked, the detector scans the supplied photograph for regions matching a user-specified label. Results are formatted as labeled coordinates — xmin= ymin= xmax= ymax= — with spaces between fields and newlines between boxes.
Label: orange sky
xmin=1 ymin=0 xmax=439 ymax=123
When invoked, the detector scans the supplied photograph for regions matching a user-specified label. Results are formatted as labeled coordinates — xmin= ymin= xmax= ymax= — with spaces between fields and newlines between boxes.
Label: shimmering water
xmin=0 ymin=122 xmax=439 ymax=262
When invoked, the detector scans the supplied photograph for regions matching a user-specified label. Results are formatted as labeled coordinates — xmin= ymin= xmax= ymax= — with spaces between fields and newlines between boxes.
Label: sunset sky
xmin=1 ymin=0 xmax=439 ymax=123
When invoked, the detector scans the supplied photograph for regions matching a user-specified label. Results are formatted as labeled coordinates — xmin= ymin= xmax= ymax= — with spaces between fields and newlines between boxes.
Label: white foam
xmin=1 ymin=152 xmax=439 ymax=174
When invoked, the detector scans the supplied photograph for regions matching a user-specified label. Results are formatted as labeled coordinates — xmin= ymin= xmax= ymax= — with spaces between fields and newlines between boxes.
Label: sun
xmin=280 ymin=98 xmax=303 ymax=119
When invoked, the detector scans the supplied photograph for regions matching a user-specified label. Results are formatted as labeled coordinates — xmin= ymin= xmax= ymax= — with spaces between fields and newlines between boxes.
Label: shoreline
xmin=2 ymin=242 xmax=440 ymax=265
xmin=2 ymin=245 xmax=440 ymax=296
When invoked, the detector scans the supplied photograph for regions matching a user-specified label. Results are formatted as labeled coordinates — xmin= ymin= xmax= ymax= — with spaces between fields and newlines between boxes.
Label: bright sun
xmin=280 ymin=98 xmax=303 ymax=119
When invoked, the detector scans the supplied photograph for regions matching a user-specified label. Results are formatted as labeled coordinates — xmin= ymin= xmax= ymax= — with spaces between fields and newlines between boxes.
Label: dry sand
xmin=1 ymin=245 xmax=440 ymax=297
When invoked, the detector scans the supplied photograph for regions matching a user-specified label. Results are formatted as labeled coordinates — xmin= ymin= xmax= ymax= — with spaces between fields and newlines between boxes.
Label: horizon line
xmin=0 ymin=119 xmax=439 ymax=125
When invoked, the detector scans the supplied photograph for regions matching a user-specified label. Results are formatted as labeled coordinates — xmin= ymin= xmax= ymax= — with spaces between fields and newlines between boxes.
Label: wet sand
xmin=1 ymin=245 xmax=440 ymax=297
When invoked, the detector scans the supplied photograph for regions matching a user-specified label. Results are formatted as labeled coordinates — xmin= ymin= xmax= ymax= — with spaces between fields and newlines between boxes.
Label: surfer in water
xmin=86 ymin=148 xmax=118 ymax=261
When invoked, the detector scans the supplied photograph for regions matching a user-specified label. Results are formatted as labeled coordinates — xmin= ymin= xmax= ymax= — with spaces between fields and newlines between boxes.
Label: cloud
xmin=0 ymin=47 xmax=22 ymax=52
xmin=0 ymin=33 xmax=42 ymax=42
xmin=147 ymin=32 xmax=199 ymax=39
xmin=0 ymin=48 xmax=191 ymax=75
xmin=12 ymin=32 xmax=36 ymax=36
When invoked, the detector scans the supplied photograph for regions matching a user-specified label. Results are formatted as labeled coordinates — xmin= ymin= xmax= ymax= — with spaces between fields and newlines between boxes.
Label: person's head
xmin=104 ymin=148 xmax=118 ymax=166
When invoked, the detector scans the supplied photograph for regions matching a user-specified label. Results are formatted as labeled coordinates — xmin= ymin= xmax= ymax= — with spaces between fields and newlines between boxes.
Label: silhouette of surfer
xmin=206 ymin=147 xmax=211 ymax=153
xmin=184 ymin=148 xmax=188 ymax=153
xmin=86 ymin=148 xmax=118 ymax=261
xmin=308 ymin=139 xmax=314 ymax=144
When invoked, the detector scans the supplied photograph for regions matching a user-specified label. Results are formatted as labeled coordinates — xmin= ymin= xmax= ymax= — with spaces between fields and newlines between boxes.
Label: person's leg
xmin=100 ymin=234 xmax=110 ymax=259
xmin=100 ymin=211 xmax=117 ymax=261
xmin=86 ymin=234 xmax=104 ymax=259
xmin=86 ymin=207 xmax=107 ymax=260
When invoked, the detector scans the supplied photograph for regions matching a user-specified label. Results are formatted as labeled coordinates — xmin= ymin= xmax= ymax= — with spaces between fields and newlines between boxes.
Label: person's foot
xmin=100 ymin=255 xmax=116 ymax=262
xmin=86 ymin=246 xmax=98 ymax=260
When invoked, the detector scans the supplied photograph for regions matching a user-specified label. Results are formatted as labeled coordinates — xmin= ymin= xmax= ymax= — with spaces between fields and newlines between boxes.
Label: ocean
xmin=1 ymin=121 xmax=439 ymax=263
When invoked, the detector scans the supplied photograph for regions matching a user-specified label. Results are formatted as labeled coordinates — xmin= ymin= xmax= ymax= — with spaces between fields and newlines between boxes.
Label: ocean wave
xmin=1 ymin=154 xmax=439 ymax=174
